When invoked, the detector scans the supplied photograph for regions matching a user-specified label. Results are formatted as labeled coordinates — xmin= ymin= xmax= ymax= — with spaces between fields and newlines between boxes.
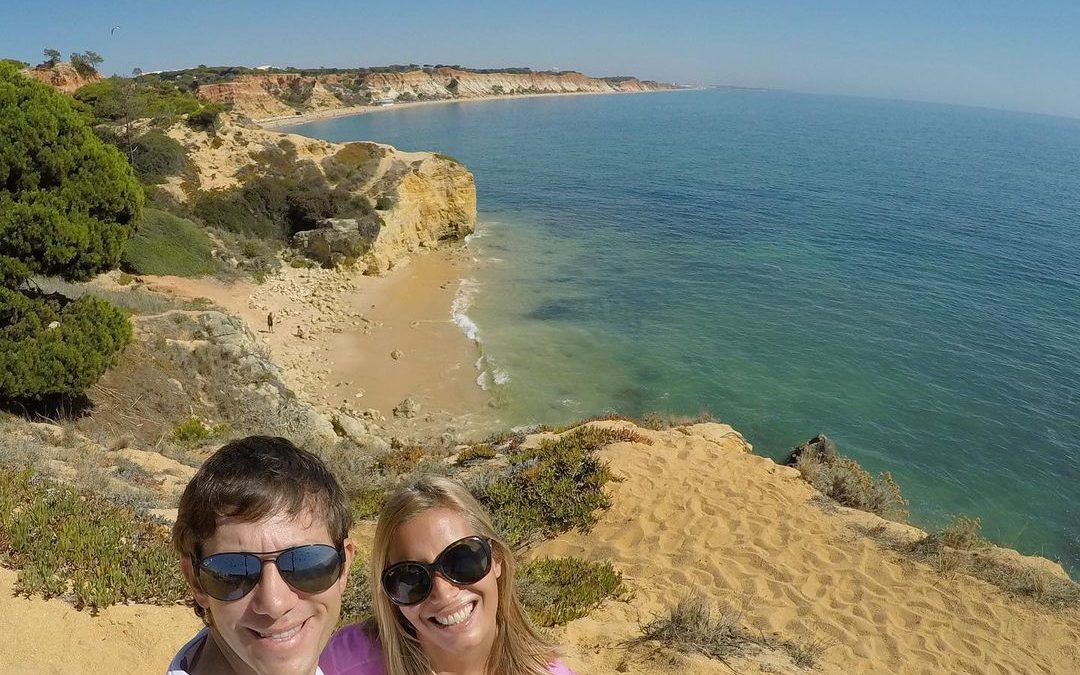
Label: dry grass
xmin=788 ymin=435 xmax=908 ymax=522
xmin=901 ymin=516 xmax=1079 ymax=608
xmin=628 ymin=593 xmax=829 ymax=670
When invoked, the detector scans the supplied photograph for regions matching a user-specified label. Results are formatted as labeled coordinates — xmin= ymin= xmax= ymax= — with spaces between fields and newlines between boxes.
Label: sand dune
xmin=532 ymin=422 xmax=1080 ymax=674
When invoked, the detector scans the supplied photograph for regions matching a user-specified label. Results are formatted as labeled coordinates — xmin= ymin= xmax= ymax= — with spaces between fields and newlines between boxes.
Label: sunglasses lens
xmin=383 ymin=563 xmax=432 ymax=605
xmin=278 ymin=545 xmax=343 ymax=594
xmin=198 ymin=553 xmax=261 ymax=601
xmin=442 ymin=538 xmax=491 ymax=585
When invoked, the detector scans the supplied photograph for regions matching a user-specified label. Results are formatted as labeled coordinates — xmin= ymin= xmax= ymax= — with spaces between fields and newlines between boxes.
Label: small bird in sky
xmin=110 ymin=25 xmax=121 ymax=35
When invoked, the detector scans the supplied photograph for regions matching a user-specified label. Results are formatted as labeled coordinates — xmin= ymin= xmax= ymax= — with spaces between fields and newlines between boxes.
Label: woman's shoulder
xmin=319 ymin=621 xmax=384 ymax=675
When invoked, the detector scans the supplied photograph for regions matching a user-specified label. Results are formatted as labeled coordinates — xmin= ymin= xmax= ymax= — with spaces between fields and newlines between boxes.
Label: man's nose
xmin=249 ymin=562 xmax=298 ymax=617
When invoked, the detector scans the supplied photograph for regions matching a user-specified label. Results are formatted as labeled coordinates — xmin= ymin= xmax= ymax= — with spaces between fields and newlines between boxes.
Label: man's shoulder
xmin=319 ymin=621 xmax=384 ymax=675
xmin=165 ymin=628 xmax=207 ymax=675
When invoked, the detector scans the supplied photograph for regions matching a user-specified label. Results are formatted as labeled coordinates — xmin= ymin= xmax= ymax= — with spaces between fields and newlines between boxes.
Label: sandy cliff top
xmin=2 ymin=421 xmax=1076 ymax=674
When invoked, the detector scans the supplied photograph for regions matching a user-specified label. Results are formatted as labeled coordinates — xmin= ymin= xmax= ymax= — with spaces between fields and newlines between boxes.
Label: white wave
xmin=492 ymin=369 xmax=511 ymax=385
xmin=451 ymin=278 xmax=481 ymax=342
xmin=476 ymin=371 xmax=491 ymax=390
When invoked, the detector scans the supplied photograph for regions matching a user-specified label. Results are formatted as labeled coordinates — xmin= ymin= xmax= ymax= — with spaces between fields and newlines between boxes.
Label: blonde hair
xmin=370 ymin=475 xmax=557 ymax=675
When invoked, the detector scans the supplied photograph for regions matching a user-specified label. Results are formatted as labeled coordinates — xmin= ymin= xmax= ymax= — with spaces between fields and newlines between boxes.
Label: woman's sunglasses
xmin=381 ymin=535 xmax=492 ymax=606
xmin=195 ymin=544 xmax=344 ymax=602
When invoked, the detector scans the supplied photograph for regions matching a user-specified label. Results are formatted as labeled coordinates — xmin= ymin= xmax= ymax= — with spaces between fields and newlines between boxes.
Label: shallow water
xmin=287 ymin=90 xmax=1080 ymax=573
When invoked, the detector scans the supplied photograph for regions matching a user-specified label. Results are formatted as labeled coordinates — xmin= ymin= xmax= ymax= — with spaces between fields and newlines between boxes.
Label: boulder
xmin=291 ymin=217 xmax=382 ymax=267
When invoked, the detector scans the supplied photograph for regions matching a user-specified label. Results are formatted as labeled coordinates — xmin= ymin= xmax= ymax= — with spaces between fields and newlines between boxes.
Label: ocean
xmin=285 ymin=90 xmax=1080 ymax=574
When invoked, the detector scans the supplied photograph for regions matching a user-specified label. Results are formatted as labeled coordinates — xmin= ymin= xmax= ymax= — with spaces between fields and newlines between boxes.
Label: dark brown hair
xmin=173 ymin=435 xmax=352 ymax=560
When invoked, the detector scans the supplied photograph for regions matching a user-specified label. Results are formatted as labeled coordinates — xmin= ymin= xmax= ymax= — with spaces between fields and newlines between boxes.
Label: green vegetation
xmin=128 ymin=131 xmax=188 ymax=183
xmin=0 ymin=63 xmax=142 ymax=401
xmin=470 ymin=426 xmax=624 ymax=548
xmin=74 ymin=77 xmax=202 ymax=127
xmin=339 ymin=555 xmax=373 ymax=627
xmin=351 ymin=485 xmax=388 ymax=521
xmin=0 ymin=467 xmax=187 ymax=610
xmin=456 ymin=443 xmax=497 ymax=464
xmin=788 ymin=435 xmax=908 ymax=522
xmin=69 ymin=51 xmax=103 ymax=77
xmin=171 ymin=415 xmax=227 ymax=446
xmin=122 ymin=208 xmax=217 ymax=277
xmin=194 ymin=148 xmax=372 ymax=240
xmin=517 ymin=557 xmax=625 ymax=626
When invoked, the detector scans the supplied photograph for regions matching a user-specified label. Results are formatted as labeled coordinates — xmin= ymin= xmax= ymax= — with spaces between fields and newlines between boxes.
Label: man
xmin=267 ymin=312 xmax=275 ymax=334
xmin=168 ymin=436 xmax=354 ymax=675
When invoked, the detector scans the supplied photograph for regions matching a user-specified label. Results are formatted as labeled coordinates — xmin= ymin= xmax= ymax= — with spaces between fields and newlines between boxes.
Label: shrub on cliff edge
xmin=787 ymin=434 xmax=908 ymax=522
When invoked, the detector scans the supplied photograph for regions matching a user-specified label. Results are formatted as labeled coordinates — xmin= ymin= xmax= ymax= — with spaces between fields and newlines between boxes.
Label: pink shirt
xmin=319 ymin=624 xmax=573 ymax=674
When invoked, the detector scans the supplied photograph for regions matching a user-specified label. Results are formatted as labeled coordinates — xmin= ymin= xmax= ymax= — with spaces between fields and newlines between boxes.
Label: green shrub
xmin=351 ymin=485 xmax=387 ymax=521
xmin=171 ymin=415 xmax=226 ymax=445
xmin=187 ymin=103 xmax=225 ymax=132
xmin=374 ymin=196 xmax=393 ymax=211
xmin=456 ymin=444 xmax=497 ymax=464
xmin=122 ymin=208 xmax=217 ymax=277
xmin=788 ymin=435 xmax=908 ymax=522
xmin=470 ymin=426 xmax=622 ymax=548
xmin=129 ymin=131 xmax=187 ymax=183
xmin=1 ymin=63 xmax=143 ymax=287
xmin=518 ymin=557 xmax=625 ymax=626
xmin=0 ymin=467 xmax=187 ymax=610
xmin=0 ymin=288 xmax=132 ymax=399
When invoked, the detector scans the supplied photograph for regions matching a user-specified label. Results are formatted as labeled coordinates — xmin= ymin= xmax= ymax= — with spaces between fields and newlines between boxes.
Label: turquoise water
xmin=287 ymin=91 xmax=1080 ymax=574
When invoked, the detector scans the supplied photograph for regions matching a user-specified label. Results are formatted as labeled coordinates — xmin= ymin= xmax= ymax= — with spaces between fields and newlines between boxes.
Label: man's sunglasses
xmin=195 ymin=544 xmax=344 ymax=602
xmin=381 ymin=536 xmax=492 ymax=606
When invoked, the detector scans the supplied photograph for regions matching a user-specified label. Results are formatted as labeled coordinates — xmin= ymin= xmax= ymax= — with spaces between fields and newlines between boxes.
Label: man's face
xmin=182 ymin=509 xmax=352 ymax=675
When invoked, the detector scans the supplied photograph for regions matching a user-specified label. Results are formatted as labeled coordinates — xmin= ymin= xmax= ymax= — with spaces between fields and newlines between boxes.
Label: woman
xmin=321 ymin=475 xmax=570 ymax=675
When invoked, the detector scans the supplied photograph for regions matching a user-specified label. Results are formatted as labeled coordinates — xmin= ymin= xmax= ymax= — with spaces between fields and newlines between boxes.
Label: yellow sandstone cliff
xmin=196 ymin=68 xmax=672 ymax=120
xmin=164 ymin=114 xmax=476 ymax=274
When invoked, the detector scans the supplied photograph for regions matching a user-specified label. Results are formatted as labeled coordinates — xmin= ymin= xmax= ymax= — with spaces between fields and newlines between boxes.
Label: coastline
xmin=139 ymin=246 xmax=495 ymax=440
xmin=256 ymin=88 xmax=688 ymax=129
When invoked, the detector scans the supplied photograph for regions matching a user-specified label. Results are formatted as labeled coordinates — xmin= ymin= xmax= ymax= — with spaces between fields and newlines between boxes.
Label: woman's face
xmin=388 ymin=507 xmax=502 ymax=666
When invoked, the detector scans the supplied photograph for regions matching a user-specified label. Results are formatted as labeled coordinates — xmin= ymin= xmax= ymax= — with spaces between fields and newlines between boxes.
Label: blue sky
xmin=4 ymin=0 xmax=1079 ymax=118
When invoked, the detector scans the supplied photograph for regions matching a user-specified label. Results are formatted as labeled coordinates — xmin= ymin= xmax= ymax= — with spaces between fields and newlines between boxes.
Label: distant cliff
xmin=21 ymin=61 xmax=101 ymax=93
xmin=196 ymin=67 xmax=672 ymax=120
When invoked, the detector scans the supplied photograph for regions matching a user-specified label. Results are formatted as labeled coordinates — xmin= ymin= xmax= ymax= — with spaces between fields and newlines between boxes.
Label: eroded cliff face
xmin=21 ymin=62 xmax=102 ymax=93
xmin=165 ymin=115 xmax=476 ymax=273
xmin=197 ymin=68 xmax=672 ymax=119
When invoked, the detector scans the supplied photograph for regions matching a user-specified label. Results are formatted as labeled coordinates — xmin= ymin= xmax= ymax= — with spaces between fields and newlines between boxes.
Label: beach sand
xmin=4 ymin=421 xmax=1076 ymax=674
xmin=140 ymin=247 xmax=492 ymax=438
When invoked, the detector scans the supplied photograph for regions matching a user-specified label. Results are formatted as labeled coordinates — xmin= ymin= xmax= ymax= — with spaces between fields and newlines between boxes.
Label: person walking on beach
xmin=267 ymin=312 xmax=274 ymax=334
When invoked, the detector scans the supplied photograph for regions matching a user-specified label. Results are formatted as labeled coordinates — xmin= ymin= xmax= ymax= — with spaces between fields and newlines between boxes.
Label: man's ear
xmin=180 ymin=555 xmax=209 ymax=610
xmin=340 ymin=538 xmax=355 ymax=581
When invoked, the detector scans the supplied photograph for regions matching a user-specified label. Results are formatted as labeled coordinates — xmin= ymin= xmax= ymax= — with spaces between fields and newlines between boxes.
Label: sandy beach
xmin=141 ymin=246 xmax=493 ymax=438
xmin=256 ymin=89 xmax=684 ymax=129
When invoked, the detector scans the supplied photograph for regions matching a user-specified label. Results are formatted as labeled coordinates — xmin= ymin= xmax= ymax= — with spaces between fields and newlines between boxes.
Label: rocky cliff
xmin=196 ymin=67 xmax=672 ymax=120
xmin=21 ymin=61 xmax=102 ymax=93
xmin=164 ymin=115 xmax=476 ymax=273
